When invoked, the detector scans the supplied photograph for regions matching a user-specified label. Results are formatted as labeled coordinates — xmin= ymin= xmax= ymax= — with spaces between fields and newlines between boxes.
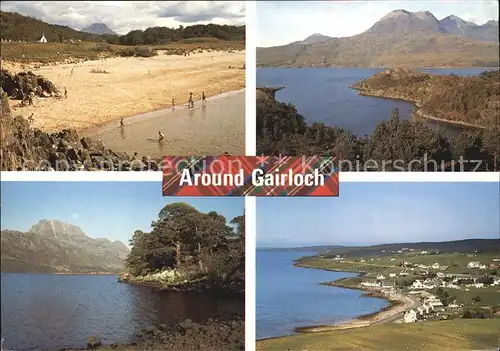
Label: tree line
xmin=1 ymin=11 xmax=245 ymax=44
xmin=126 ymin=203 xmax=244 ymax=289
xmin=256 ymin=88 xmax=499 ymax=171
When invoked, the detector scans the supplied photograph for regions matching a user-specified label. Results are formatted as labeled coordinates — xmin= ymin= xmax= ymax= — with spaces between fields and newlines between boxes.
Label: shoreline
xmin=351 ymin=86 xmax=485 ymax=130
xmin=82 ymin=88 xmax=245 ymax=137
xmin=266 ymin=260 xmax=418 ymax=336
xmin=5 ymin=50 xmax=245 ymax=133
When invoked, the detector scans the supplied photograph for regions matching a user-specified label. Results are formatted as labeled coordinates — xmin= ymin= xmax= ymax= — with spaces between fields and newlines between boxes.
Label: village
xmin=313 ymin=248 xmax=500 ymax=324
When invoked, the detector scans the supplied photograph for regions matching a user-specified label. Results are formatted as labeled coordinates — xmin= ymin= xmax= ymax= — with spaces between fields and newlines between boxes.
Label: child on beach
xmin=202 ymin=92 xmax=207 ymax=104
xmin=188 ymin=93 xmax=194 ymax=108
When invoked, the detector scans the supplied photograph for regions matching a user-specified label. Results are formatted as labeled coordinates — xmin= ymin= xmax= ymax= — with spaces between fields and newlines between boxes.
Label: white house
xmin=467 ymin=261 xmax=480 ymax=268
xmin=376 ymin=275 xmax=386 ymax=280
xmin=389 ymin=273 xmax=397 ymax=278
xmin=38 ymin=33 xmax=47 ymax=43
xmin=432 ymin=263 xmax=440 ymax=269
xmin=404 ymin=310 xmax=417 ymax=323
xmin=479 ymin=264 xmax=487 ymax=270
xmin=400 ymin=271 xmax=409 ymax=276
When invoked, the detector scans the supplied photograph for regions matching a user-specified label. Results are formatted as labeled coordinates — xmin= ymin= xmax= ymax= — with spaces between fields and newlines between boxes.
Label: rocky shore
xmin=118 ymin=272 xmax=245 ymax=295
xmin=61 ymin=316 xmax=244 ymax=350
xmin=1 ymin=87 xmax=161 ymax=171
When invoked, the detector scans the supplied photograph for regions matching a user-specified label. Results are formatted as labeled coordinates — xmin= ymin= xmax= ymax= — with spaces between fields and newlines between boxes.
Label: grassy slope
xmin=0 ymin=39 xmax=244 ymax=62
xmin=257 ymin=319 xmax=500 ymax=350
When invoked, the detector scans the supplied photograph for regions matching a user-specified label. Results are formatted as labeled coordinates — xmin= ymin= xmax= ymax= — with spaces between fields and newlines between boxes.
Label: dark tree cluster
xmin=126 ymin=203 xmax=244 ymax=289
xmin=110 ymin=24 xmax=245 ymax=46
xmin=256 ymin=88 xmax=499 ymax=171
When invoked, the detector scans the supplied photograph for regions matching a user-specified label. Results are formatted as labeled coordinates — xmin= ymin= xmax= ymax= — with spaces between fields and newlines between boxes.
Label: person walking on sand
xmin=120 ymin=118 xmax=124 ymax=127
xmin=202 ymin=92 xmax=207 ymax=105
xmin=64 ymin=87 xmax=67 ymax=99
xmin=70 ymin=68 xmax=74 ymax=76
xmin=158 ymin=131 xmax=165 ymax=141
xmin=172 ymin=97 xmax=176 ymax=107
xmin=188 ymin=92 xmax=194 ymax=108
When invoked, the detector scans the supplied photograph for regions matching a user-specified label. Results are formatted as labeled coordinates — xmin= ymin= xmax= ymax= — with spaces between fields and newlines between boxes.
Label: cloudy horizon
xmin=1 ymin=1 xmax=245 ymax=35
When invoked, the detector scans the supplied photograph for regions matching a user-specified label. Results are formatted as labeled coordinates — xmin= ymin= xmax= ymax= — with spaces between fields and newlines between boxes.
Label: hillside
xmin=257 ymin=10 xmax=499 ymax=67
xmin=81 ymin=22 xmax=117 ymax=35
xmin=0 ymin=219 xmax=129 ymax=273
xmin=261 ymin=239 xmax=500 ymax=257
xmin=0 ymin=11 xmax=106 ymax=43
xmin=0 ymin=11 xmax=244 ymax=45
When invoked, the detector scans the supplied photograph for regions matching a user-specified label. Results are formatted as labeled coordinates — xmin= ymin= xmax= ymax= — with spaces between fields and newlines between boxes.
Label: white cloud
xmin=1 ymin=1 xmax=245 ymax=35
xmin=257 ymin=1 xmax=499 ymax=47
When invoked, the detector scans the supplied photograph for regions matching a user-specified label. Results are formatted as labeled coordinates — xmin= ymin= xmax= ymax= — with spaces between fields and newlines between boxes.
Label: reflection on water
xmin=85 ymin=91 xmax=245 ymax=157
xmin=1 ymin=273 xmax=243 ymax=350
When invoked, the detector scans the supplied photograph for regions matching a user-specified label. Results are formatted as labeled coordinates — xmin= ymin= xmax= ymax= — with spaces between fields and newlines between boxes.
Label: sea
xmin=0 ymin=273 xmax=243 ymax=350
xmin=256 ymin=250 xmax=388 ymax=340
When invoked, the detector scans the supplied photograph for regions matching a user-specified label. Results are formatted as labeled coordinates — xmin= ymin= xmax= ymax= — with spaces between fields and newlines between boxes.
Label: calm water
xmin=257 ymin=67 xmax=494 ymax=136
xmin=84 ymin=90 xmax=245 ymax=157
xmin=256 ymin=251 xmax=388 ymax=340
xmin=1 ymin=273 xmax=243 ymax=350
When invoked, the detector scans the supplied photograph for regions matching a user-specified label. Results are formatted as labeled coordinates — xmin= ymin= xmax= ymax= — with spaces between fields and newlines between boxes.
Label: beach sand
xmin=4 ymin=50 xmax=245 ymax=132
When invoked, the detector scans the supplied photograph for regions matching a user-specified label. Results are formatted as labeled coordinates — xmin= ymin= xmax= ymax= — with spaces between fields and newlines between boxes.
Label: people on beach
xmin=70 ymin=68 xmax=74 ymax=76
xmin=27 ymin=113 xmax=34 ymax=124
xmin=120 ymin=118 xmax=124 ymax=126
xmin=172 ymin=98 xmax=175 ymax=107
xmin=28 ymin=94 xmax=33 ymax=106
xmin=202 ymin=92 xmax=207 ymax=104
xmin=188 ymin=93 xmax=194 ymax=108
xmin=64 ymin=87 xmax=67 ymax=99
xmin=158 ymin=131 xmax=165 ymax=141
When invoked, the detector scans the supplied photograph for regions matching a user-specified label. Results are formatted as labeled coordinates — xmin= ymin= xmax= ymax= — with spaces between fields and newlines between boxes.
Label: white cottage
xmin=38 ymin=33 xmax=47 ymax=43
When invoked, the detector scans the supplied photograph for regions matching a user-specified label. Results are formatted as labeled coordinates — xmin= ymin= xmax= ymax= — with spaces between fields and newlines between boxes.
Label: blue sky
xmin=257 ymin=1 xmax=500 ymax=47
xmin=1 ymin=182 xmax=244 ymax=246
xmin=257 ymin=182 xmax=500 ymax=248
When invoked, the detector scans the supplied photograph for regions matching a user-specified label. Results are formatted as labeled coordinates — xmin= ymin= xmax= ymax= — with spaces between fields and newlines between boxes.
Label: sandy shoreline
xmin=282 ymin=263 xmax=419 ymax=335
xmin=4 ymin=50 xmax=245 ymax=132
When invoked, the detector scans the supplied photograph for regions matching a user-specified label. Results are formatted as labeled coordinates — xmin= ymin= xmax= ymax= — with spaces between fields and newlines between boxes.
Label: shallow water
xmin=256 ymin=251 xmax=388 ymax=340
xmin=1 ymin=273 xmax=243 ymax=350
xmin=84 ymin=90 xmax=245 ymax=157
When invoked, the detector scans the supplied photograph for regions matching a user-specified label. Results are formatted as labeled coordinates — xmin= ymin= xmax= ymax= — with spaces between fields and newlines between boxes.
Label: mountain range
xmin=257 ymin=10 xmax=499 ymax=67
xmin=81 ymin=22 xmax=117 ymax=35
xmin=1 ymin=219 xmax=130 ymax=273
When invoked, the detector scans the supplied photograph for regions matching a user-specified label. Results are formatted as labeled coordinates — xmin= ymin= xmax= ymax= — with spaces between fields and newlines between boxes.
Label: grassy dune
xmin=257 ymin=319 xmax=500 ymax=350
xmin=0 ymin=39 xmax=245 ymax=63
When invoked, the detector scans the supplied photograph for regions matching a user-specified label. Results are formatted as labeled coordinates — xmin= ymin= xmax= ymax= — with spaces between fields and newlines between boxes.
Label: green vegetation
xmin=257 ymin=319 xmax=500 ymax=350
xmin=1 ymin=11 xmax=244 ymax=45
xmin=125 ymin=203 xmax=244 ymax=291
xmin=256 ymin=83 xmax=499 ymax=170
xmin=354 ymin=69 xmax=500 ymax=129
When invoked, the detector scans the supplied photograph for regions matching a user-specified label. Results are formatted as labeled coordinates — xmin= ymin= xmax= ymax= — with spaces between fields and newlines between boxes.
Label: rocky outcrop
xmin=1 ymin=69 xmax=59 ymax=99
xmin=0 ymin=109 xmax=160 ymax=171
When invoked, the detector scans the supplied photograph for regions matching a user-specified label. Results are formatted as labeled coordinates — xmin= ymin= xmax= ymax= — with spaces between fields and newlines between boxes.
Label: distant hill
xmin=257 ymin=9 xmax=499 ymax=67
xmin=260 ymin=239 xmax=500 ymax=257
xmin=1 ymin=219 xmax=130 ymax=273
xmin=81 ymin=22 xmax=117 ymax=35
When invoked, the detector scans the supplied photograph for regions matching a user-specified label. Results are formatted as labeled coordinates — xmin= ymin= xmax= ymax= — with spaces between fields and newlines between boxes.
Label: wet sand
xmin=83 ymin=90 xmax=245 ymax=157
xmin=4 ymin=50 xmax=245 ymax=132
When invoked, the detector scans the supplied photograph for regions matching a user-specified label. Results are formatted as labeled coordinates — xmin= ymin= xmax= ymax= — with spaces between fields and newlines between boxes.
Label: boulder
xmin=87 ymin=336 xmax=101 ymax=349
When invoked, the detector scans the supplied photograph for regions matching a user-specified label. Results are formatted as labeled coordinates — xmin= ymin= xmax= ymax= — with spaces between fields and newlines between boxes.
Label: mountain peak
xmin=300 ymin=33 xmax=331 ymax=45
xmin=381 ymin=9 xmax=411 ymax=20
xmin=81 ymin=22 xmax=117 ymax=35
xmin=29 ymin=219 xmax=88 ymax=241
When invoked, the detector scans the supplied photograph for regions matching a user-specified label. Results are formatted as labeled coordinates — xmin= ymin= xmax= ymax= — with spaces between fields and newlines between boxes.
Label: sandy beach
xmin=4 ymin=50 xmax=245 ymax=132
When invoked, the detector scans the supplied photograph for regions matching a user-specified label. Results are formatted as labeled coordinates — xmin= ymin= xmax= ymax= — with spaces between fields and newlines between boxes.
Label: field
xmin=0 ymin=39 xmax=245 ymax=63
xmin=257 ymin=319 xmax=500 ymax=350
